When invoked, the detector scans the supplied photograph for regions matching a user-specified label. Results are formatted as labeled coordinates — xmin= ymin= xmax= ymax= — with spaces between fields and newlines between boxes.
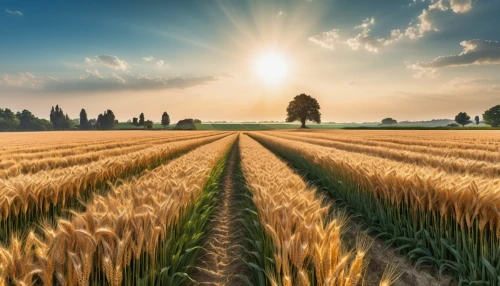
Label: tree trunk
xmin=300 ymin=119 xmax=306 ymax=128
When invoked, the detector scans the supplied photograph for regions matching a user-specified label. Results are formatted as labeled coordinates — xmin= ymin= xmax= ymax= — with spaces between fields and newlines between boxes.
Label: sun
xmin=254 ymin=51 xmax=288 ymax=84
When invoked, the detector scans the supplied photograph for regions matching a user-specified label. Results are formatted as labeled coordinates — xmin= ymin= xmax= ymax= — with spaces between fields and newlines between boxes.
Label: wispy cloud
xmin=406 ymin=40 xmax=500 ymax=77
xmin=142 ymin=56 xmax=154 ymax=62
xmin=0 ymin=72 xmax=57 ymax=89
xmin=308 ymin=29 xmax=340 ymax=50
xmin=0 ymin=70 xmax=218 ymax=93
xmin=156 ymin=60 xmax=169 ymax=68
xmin=309 ymin=18 xmax=403 ymax=53
xmin=5 ymin=9 xmax=23 ymax=16
xmin=84 ymin=54 xmax=128 ymax=70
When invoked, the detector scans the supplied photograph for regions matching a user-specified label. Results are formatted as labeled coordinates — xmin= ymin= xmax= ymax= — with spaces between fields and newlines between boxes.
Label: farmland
xmin=0 ymin=130 xmax=499 ymax=285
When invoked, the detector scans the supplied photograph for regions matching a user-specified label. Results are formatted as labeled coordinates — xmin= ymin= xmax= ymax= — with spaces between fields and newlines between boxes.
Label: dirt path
xmin=189 ymin=143 xmax=250 ymax=286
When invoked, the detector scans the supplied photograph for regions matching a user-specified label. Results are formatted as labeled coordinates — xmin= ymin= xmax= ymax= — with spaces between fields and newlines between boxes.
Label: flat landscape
xmin=1 ymin=129 xmax=499 ymax=285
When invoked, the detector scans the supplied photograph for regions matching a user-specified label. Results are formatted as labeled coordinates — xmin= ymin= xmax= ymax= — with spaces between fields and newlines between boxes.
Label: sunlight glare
xmin=254 ymin=51 xmax=288 ymax=84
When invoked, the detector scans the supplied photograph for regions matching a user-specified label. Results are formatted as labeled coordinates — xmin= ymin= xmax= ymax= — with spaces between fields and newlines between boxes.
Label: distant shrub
xmin=381 ymin=118 xmax=397 ymax=125
xmin=174 ymin=118 xmax=197 ymax=130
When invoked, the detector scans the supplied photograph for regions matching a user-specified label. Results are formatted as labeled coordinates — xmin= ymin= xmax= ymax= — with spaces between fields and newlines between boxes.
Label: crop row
xmin=0 ymin=133 xmax=232 ymax=243
xmin=269 ymin=132 xmax=500 ymax=178
xmin=250 ymin=132 xmax=500 ymax=284
xmin=0 ymin=134 xmax=236 ymax=285
xmin=239 ymin=134 xmax=372 ymax=286
xmin=0 ymin=132 xmax=224 ymax=177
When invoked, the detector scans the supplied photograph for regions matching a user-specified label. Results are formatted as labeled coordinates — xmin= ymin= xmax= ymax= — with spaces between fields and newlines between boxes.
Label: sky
xmin=1 ymin=0 xmax=499 ymax=123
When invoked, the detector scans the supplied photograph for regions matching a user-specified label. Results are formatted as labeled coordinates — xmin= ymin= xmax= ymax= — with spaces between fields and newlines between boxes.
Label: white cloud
xmin=84 ymin=54 xmax=128 ymax=70
xmin=142 ymin=56 xmax=154 ymax=62
xmin=355 ymin=17 xmax=375 ymax=30
xmin=407 ymin=40 xmax=500 ymax=76
xmin=405 ymin=0 xmax=474 ymax=39
xmin=5 ymin=9 xmax=23 ymax=16
xmin=156 ymin=60 xmax=169 ymax=68
xmin=308 ymin=29 xmax=340 ymax=50
xmin=310 ymin=18 xmax=403 ymax=53
xmin=278 ymin=11 xmax=283 ymax=16
xmin=346 ymin=29 xmax=386 ymax=53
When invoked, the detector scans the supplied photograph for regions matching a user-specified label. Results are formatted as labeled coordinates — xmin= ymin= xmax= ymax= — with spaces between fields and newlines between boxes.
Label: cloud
xmin=110 ymin=73 xmax=126 ymax=84
xmin=405 ymin=62 xmax=440 ymax=78
xmin=5 ymin=9 xmax=23 ymax=16
xmin=41 ymin=72 xmax=217 ymax=93
xmin=80 ymin=70 xmax=104 ymax=80
xmin=156 ymin=60 xmax=169 ymax=68
xmin=405 ymin=0 xmax=474 ymax=39
xmin=355 ymin=17 xmax=375 ymax=30
xmin=0 ymin=72 xmax=57 ymax=89
xmin=308 ymin=29 xmax=340 ymax=50
xmin=442 ymin=78 xmax=500 ymax=92
xmin=84 ymin=54 xmax=128 ymax=70
xmin=406 ymin=40 xmax=500 ymax=76
xmin=142 ymin=56 xmax=154 ymax=62
xmin=310 ymin=18 xmax=403 ymax=53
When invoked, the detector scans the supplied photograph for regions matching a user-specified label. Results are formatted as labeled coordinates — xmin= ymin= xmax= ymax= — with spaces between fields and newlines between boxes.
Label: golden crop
xmin=239 ymin=134 xmax=369 ymax=286
xmin=251 ymin=130 xmax=500 ymax=284
xmin=0 ymin=134 xmax=237 ymax=285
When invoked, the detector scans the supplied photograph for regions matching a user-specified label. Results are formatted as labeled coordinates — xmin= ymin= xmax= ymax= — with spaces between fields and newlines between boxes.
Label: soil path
xmin=190 ymin=143 xmax=249 ymax=286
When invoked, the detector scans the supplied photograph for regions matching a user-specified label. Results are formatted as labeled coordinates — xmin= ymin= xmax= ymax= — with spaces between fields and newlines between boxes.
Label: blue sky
xmin=1 ymin=0 xmax=499 ymax=122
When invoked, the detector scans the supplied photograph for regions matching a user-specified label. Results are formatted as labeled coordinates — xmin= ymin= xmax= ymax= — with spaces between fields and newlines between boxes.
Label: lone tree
xmin=483 ymin=105 xmax=500 ymax=127
xmin=475 ymin=115 xmax=480 ymax=125
xmin=455 ymin=112 xmax=471 ymax=127
xmin=286 ymin=93 xmax=321 ymax=128
xmin=161 ymin=112 xmax=170 ymax=129
xmin=139 ymin=113 xmax=145 ymax=127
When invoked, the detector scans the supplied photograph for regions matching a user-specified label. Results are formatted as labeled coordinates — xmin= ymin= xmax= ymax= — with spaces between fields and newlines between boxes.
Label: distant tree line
xmin=0 ymin=105 xmax=178 ymax=132
xmin=131 ymin=111 xmax=171 ymax=129
xmin=1 ymin=108 xmax=52 ymax=131
xmin=452 ymin=105 xmax=500 ymax=127
xmin=377 ymin=104 xmax=500 ymax=128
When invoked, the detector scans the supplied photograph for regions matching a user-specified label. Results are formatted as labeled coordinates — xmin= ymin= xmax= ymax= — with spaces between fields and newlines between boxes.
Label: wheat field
xmin=1 ymin=130 xmax=499 ymax=285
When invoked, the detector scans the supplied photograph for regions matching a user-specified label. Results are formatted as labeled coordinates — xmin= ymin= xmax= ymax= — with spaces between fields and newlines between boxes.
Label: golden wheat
xmin=239 ymin=134 xmax=370 ymax=285
xmin=267 ymin=132 xmax=500 ymax=178
xmin=0 ymin=134 xmax=237 ymax=286
xmin=0 ymin=132 xmax=230 ymax=224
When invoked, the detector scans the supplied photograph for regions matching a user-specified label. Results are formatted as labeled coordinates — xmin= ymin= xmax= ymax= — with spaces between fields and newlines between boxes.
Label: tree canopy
xmin=79 ymin=109 xmax=92 ymax=130
xmin=50 ymin=105 xmax=73 ymax=130
xmin=483 ymin=105 xmax=500 ymax=127
xmin=139 ymin=113 xmax=145 ymax=127
xmin=381 ymin=118 xmax=398 ymax=125
xmin=455 ymin=112 xmax=471 ymax=127
xmin=161 ymin=112 xmax=170 ymax=128
xmin=285 ymin=93 xmax=321 ymax=128
xmin=96 ymin=110 xmax=116 ymax=130
xmin=0 ymin=108 xmax=20 ymax=131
